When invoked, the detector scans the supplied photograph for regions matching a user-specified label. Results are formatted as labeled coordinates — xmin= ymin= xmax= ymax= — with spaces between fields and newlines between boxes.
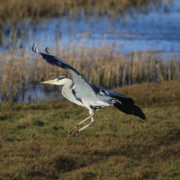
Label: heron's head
xmin=42 ymin=76 xmax=68 ymax=86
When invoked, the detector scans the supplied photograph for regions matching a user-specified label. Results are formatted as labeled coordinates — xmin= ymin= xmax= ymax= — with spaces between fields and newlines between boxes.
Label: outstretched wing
xmin=32 ymin=44 xmax=99 ymax=100
xmin=99 ymin=88 xmax=146 ymax=119
xmin=99 ymin=88 xmax=134 ymax=104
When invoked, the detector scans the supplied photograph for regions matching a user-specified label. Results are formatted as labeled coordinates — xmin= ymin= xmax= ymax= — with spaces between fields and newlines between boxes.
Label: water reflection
xmin=0 ymin=84 xmax=62 ymax=103
xmin=20 ymin=85 xmax=62 ymax=103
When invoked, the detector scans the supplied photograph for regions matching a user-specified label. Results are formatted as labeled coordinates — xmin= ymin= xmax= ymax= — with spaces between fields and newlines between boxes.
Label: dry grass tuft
xmin=16 ymin=114 xmax=33 ymax=128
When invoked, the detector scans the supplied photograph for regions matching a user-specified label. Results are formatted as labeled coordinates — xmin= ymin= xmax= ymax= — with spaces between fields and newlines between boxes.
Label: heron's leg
xmin=78 ymin=116 xmax=91 ymax=125
xmin=79 ymin=115 xmax=94 ymax=132
xmin=68 ymin=116 xmax=92 ymax=137
xmin=68 ymin=110 xmax=94 ymax=137
xmin=67 ymin=116 xmax=91 ymax=138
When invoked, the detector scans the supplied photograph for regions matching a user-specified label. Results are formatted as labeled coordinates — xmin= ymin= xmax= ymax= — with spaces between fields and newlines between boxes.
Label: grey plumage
xmin=32 ymin=44 xmax=146 ymax=137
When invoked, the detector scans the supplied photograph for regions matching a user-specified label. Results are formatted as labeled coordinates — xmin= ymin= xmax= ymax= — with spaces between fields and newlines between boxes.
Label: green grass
xmin=0 ymin=81 xmax=180 ymax=179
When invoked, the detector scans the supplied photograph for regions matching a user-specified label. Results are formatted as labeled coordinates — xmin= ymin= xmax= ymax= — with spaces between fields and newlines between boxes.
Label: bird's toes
xmin=67 ymin=125 xmax=79 ymax=138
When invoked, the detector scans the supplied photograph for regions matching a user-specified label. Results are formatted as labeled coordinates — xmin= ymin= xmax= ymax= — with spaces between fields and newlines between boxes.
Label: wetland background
xmin=0 ymin=0 xmax=179 ymax=102
xmin=0 ymin=0 xmax=180 ymax=179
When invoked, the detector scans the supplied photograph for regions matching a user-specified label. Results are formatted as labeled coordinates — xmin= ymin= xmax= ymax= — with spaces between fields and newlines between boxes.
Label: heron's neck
xmin=62 ymin=79 xmax=73 ymax=89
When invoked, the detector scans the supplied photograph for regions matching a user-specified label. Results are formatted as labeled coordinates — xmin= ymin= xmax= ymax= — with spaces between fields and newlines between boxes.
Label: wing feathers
xmin=100 ymin=88 xmax=146 ymax=119
xmin=32 ymin=44 xmax=98 ymax=99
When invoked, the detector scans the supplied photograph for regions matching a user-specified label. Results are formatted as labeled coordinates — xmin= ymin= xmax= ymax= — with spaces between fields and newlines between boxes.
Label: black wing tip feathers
xmin=114 ymin=102 xmax=146 ymax=120
xmin=137 ymin=110 xmax=146 ymax=120
xmin=32 ymin=43 xmax=51 ymax=55
xmin=133 ymin=105 xmax=146 ymax=120
xmin=32 ymin=43 xmax=87 ymax=78
xmin=32 ymin=43 xmax=38 ymax=53
xmin=45 ymin=47 xmax=50 ymax=54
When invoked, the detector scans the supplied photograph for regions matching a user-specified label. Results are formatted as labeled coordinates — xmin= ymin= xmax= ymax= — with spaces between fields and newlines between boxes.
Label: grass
xmin=0 ymin=81 xmax=179 ymax=179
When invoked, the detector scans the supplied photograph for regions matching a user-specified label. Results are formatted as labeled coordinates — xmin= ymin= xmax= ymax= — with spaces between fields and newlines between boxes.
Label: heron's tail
xmin=114 ymin=101 xmax=146 ymax=120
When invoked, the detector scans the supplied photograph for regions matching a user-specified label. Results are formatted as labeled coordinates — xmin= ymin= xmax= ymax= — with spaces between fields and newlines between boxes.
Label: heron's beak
xmin=41 ymin=80 xmax=55 ymax=85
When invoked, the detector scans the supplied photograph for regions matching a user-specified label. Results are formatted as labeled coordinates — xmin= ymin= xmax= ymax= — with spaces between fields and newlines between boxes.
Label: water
xmin=18 ymin=85 xmax=62 ymax=103
xmin=1 ymin=0 xmax=180 ymax=54
xmin=0 ymin=0 xmax=180 ymax=103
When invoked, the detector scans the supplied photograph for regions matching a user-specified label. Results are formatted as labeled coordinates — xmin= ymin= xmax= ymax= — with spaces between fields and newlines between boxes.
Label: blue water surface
xmin=1 ymin=0 xmax=180 ymax=54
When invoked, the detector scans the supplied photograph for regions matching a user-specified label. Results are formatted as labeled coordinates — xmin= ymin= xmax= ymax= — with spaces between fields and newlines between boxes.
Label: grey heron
xmin=32 ymin=44 xmax=146 ymax=137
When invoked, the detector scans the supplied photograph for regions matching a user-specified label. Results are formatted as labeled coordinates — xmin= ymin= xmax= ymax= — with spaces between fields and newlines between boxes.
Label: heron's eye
xmin=58 ymin=76 xmax=66 ymax=80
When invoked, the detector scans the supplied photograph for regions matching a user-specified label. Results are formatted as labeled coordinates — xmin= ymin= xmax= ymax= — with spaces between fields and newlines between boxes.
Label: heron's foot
xmin=67 ymin=125 xmax=79 ymax=138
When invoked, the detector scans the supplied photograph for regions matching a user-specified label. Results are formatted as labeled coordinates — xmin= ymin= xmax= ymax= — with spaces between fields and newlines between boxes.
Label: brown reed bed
xmin=0 ymin=42 xmax=179 ymax=102
xmin=0 ymin=0 xmax=158 ymax=25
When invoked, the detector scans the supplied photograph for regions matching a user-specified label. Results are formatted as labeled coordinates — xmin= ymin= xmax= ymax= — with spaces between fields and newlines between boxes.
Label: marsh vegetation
xmin=0 ymin=1 xmax=179 ymax=104
xmin=0 ymin=0 xmax=157 ymax=24
xmin=0 ymin=81 xmax=179 ymax=179
xmin=0 ymin=45 xmax=179 ymax=102
xmin=0 ymin=0 xmax=179 ymax=179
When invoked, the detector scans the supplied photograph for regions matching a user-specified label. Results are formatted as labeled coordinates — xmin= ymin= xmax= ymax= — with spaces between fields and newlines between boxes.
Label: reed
xmin=0 ymin=0 xmax=158 ymax=25
xmin=0 ymin=42 xmax=179 ymax=102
